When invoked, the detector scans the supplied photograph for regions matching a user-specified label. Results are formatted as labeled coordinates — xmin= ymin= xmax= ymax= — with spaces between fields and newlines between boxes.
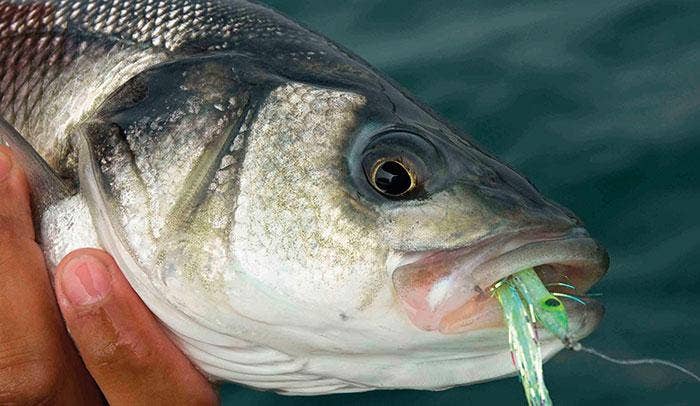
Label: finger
xmin=0 ymin=145 xmax=33 ymax=240
xmin=0 ymin=147 xmax=102 ymax=405
xmin=55 ymin=249 xmax=218 ymax=406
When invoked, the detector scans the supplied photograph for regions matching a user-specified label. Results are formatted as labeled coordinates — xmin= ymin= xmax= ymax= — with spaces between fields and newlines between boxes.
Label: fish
xmin=0 ymin=0 xmax=609 ymax=395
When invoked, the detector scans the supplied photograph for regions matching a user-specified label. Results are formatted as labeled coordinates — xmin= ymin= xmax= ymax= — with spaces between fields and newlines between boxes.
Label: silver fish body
xmin=0 ymin=0 xmax=609 ymax=395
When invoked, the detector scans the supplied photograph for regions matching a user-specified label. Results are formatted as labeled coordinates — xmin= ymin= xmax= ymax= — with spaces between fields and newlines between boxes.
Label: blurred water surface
xmin=221 ymin=1 xmax=700 ymax=404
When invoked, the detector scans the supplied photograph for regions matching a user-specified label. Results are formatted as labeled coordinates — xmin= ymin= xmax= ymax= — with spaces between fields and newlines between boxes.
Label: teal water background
xmin=221 ymin=1 xmax=700 ymax=404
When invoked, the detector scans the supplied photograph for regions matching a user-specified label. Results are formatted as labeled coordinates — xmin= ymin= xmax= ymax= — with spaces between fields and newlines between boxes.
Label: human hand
xmin=0 ymin=146 xmax=218 ymax=404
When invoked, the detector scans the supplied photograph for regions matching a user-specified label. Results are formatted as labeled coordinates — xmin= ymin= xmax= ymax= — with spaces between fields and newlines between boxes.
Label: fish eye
xmin=370 ymin=159 xmax=416 ymax=197
xmin=544 ymin=298 xmax=561 ymax=308
xmin=359 ymin=129 xmax=441 ymax=200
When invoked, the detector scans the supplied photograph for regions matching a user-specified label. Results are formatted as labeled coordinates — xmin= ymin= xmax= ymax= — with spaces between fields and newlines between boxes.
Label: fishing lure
xmin=498 ymin=267 xmax=700 ymax=406
xmin=493 ymin=267 xmax=574 ymax=405
xmin=494 ymin=279 xmax=552 ymax=406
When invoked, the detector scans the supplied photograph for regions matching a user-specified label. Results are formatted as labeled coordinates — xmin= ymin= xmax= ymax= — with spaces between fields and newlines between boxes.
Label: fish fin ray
xmin=0 ymin=117 xmax=76 ymax=212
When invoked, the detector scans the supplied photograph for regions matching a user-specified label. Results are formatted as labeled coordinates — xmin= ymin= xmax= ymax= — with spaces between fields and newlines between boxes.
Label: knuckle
xmin=0 ymin=207 xmax=34 ymax=245
xmin=0 ymin=214 xmax=21 ymax=242
xmin=0 ymin=221 xmax=36 ymax=255
xmin=0 ymin=235 xmax=44 ymax=283
xmin=0 ymin=346 xmax=62 ymax=405
xmin=90 ymin=333 xmax=156 ymax=375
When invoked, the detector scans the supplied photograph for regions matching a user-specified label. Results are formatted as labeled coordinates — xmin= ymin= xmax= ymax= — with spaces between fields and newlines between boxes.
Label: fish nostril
xmin=486 ymin=174 xmax=500 ymax=186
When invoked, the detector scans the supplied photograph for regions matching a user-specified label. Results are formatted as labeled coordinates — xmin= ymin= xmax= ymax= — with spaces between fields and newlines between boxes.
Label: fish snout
xmin=467 ymin=155 xmax=583 ymax=232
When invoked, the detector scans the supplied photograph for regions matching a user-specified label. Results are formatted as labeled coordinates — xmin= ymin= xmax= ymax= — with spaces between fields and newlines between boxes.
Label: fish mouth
xmin=392 ymin=227 xmax=609 ymax=336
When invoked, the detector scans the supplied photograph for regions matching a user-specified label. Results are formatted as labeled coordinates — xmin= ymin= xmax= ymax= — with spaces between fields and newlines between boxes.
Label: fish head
xmin=201 ymin=67 xmax=609 ymax=388
xmin=71 ymin=54 xmax=608 ymax=391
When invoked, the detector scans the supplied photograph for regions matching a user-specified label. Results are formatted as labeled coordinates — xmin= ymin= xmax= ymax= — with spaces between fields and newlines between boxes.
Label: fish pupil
xmin=544 ymin=298 xmax=561 ymax=307
xmin=374 ymin=160 xmax=413 ymax=196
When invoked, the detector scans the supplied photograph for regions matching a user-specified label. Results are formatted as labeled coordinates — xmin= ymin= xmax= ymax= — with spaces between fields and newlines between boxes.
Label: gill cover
xmin=73 ymin=54 xmax=277 ymax=330
xmin=76 ymin=54 xmax=270 ymax=272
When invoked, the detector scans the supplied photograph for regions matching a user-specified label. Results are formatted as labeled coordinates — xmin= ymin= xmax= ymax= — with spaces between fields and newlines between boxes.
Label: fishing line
xmin=567 ymin=342 xmax=700 ymax=383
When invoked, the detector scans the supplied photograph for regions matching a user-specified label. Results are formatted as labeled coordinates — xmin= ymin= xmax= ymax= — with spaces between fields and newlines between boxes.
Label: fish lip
xmin=471 ymin=229 xmax=609 ymax=294
xmin=391 ymin=227 xmax=609 ymax=333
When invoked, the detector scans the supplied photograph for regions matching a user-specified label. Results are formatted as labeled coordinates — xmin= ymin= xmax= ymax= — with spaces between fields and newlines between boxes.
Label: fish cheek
xmin=377 ymin=184 xmax=504 ymax=252
xmin=230 ymin=83 xmax=390 ymax=316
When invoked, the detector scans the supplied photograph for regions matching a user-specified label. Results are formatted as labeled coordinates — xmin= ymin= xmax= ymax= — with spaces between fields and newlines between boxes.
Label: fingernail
xmin=0 ymin=150 xmax=11 ymax=181
xmin=61 ymin=255 xmax=112 ymax=306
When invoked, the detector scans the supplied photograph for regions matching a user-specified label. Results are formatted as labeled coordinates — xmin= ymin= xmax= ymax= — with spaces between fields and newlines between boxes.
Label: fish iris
xmin=371 ymin=159 xmax=414 ymax=196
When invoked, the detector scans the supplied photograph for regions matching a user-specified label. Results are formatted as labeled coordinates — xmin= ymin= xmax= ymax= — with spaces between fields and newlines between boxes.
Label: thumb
xmin=54 ymin=249 xmax=218 ymax=405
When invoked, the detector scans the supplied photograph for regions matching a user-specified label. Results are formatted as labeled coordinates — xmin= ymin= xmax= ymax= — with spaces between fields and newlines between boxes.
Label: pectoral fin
xmin=0 ymin=117 xmax=76 ymax=212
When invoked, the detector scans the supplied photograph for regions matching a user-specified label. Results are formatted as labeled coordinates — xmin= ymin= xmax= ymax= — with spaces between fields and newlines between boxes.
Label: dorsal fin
xmin=0 ymin=117 xmax=76 ymax=213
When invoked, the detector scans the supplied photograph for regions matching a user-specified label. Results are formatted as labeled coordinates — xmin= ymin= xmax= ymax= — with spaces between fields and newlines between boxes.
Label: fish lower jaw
xmin=391 ymin=227 xmax=609 ymax=335
xmin=299 ymin=337 xmax=572 ymax=393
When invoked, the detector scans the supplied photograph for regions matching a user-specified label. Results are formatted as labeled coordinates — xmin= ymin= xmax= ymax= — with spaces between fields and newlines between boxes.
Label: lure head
xmin=535 ymin=296 xmax=570 ymax=341
xmin=507 ymin=268 xmax=572 ymax=342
